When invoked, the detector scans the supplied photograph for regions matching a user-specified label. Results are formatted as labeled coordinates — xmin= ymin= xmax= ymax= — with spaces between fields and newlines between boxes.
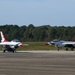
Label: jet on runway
xmin=47 ymin=40 xmax=75 ymax=51
xmin=0 ymin=31 xmax=24 ymax=53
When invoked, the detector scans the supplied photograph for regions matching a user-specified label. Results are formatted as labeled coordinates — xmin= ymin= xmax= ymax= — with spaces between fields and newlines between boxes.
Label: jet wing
xmin=62 ymin=42 xmax=75 ymax=45
xmin=0 ymin=42 xmax=18 ymax=46
xmin=61 ymin=42 xmax=75 ymax=47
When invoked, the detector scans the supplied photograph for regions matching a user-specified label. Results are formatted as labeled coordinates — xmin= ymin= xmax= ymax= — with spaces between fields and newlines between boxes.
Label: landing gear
xmin=12 ymin=49 xmax=16 ymax=53
xmin=65 ymin=45 xmax=74 ymax=51
xmin=65 ymin=47 xmax=74 ymax=51
xmin=66 ymin=47 xmax=68 ymax=51
xmin=71 ymin=47 xmax=74 ymax=51
xmin=57 ymin=46 xmax=74 ymax=51
xmin=2 ymin=48 xmax=16 ymax=53
xmin=57 ymin=47 xmax=60 ymax=51
xmin=57 ymin=45 xmax=60 ymax=51
xmin=3 ymin=49 xmax=6 ymax=53
xmin=2 ymin=47 xmax=7 ymax=53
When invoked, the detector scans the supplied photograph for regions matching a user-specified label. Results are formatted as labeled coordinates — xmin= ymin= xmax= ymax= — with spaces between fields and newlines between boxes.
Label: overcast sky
xmin=0 ymin=0 xmax=75 ymax=26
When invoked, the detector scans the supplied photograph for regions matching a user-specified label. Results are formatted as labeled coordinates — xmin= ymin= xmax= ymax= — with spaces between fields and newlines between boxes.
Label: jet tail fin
xmin=0 ymin=31 xmax=8 ymax=42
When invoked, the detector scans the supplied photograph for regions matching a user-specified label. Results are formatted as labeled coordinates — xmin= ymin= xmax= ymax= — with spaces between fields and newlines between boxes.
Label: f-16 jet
xmin=47 ymin=40 xmax=75 ymax=51
xmin=0 ymin=31 xmax=24 ymax=53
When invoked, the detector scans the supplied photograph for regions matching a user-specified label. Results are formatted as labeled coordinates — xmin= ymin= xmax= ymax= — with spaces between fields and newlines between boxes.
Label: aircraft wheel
xmin=57 ymin=47 xmax=59 ymax=51
xmin=3 ymin=50 xmax=6 ymax=53
xmin=71 ymin=47 xmax=74 ymax=51
xmin=12 ymin=49 xmax=16 ymax=53
xmin=58 ymin=49 xmax=59 ymax=51
xmin=66 ymin=48 xmax=68 ymax=51
xmin=12 ymin=49 xmax=14 ymax=53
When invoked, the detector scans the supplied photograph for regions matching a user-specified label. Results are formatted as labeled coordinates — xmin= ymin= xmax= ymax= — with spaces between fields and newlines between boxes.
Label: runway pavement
xmin=0 ymin=51 xmax=75 ymax=75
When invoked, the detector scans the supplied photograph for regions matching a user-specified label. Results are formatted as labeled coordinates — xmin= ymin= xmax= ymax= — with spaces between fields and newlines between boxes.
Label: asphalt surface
xmin=0 ymin=51 xmax=75 ymax=75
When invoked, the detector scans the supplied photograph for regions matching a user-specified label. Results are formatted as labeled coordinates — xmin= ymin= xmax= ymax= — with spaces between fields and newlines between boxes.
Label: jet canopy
xmin=11 ymin=39 xmax=20 ymax=42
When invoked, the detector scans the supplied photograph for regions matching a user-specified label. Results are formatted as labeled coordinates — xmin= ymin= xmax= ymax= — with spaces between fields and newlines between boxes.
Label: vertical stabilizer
xmin=0 ymin=31 xmax=8 ymax=42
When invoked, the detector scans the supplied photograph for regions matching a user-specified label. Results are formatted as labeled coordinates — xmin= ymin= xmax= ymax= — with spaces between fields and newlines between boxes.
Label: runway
xmin=0 ymin=51 xmax=75 ymax=75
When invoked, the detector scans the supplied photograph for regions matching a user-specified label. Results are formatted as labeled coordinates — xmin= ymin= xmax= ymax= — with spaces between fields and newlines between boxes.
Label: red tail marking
xmin=1 ymin=31 xmax=8 ymax=42
xmin=4 ymin=39 xmax=8 ymax=42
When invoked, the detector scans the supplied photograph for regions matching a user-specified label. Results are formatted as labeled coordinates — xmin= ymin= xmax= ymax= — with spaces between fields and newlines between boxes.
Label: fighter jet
xmin=0 ymin=31 xmax=24 ymax=53
xmin=47 ymin=40 xmax=75 ymax=51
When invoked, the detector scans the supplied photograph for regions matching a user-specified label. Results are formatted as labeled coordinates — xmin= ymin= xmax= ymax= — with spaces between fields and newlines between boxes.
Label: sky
xmin=0 ymin=0 xmax=75 ymax=26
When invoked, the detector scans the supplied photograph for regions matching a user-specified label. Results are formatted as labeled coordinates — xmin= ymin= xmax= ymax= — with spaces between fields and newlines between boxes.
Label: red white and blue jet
xmin=47 ymin=40 xmax=75 ymax=51
xmin=0 ymin=31 xmax=24 ymax=53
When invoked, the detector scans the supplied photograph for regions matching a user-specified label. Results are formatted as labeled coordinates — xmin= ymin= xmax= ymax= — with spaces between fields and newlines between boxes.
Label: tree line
xmin=0 ymin=24 xmax=75 ymax=42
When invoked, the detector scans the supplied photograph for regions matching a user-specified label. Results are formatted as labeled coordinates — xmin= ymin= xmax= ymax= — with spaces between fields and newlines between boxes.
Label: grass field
xmin=17 ymin=42 xmax=58 ymax=51
xmin=17 ymin=42 xmax=75 ymax=51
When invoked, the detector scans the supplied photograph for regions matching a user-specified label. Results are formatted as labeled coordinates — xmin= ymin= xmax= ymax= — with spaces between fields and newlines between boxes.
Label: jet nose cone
xmin=20 ymin=44 xmax=24 ymax=47
xmin=49 ymin=41 xmax=55 ymax=45
xmin=45 ymin=42 xmax=49 ymax=45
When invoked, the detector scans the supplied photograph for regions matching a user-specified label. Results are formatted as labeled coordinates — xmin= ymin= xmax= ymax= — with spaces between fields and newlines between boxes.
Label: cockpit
xmin=11 ymin=39 xmax=20 ymax=42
